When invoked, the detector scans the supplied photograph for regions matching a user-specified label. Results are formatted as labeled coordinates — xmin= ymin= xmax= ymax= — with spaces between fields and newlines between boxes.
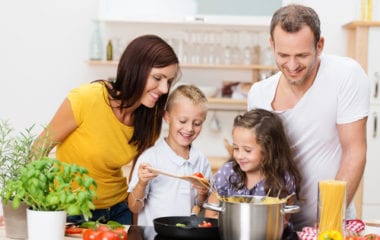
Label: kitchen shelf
xmin=343 ymin=20 xmax=380 ymax=74
xmin=207 ymin=97 xmax=246 ymax=111
xmin=343 ymin=20 xmax=380 ymax=29
xmin=86 ymin=60 xmax=252 ymax=111
xmin=86 ymin=60 xmax=277 ymax=71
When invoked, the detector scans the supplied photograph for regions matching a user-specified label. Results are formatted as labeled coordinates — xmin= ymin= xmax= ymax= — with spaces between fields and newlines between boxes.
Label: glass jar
xmin=317 ymin=180 xmax=347 ymax=237
xmin=89 ymin=19 xmax=103 ymax=60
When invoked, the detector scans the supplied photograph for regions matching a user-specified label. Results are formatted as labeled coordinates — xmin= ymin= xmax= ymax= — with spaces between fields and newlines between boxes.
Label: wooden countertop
xmin=0 ymin=225 xmax=77 ymax=240
xmin=0 ymin=225 xmax=131 ymax=240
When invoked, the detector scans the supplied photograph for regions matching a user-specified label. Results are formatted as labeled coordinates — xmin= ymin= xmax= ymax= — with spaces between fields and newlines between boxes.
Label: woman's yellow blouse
xmin=56 ymin=83 xmax=137 ymax=208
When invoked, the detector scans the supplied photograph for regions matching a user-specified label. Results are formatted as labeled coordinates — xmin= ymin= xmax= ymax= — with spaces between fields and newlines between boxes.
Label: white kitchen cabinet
xmin=363 ymin=104 xmax=380 ymax=219
xmin=87 ymin=20 xmax=278 ymax=111
xmin=343 ymin=21 xmax=380 ymax=219
xmin=363 ymin=26 xmax=380 ymax=220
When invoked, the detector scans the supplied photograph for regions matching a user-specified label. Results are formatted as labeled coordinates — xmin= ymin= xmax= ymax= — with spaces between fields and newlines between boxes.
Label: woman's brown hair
xmin=102 ymin=35 xmax=179 ymax=159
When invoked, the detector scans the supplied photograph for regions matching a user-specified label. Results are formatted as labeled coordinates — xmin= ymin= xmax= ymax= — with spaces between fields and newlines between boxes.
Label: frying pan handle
xmin=202 ymin=202 xmax=224 ymax=212
xmin=281 ymin=205 xmax=300 ymax=215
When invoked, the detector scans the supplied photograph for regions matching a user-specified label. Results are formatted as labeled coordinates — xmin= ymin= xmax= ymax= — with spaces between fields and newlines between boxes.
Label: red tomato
xmin=198 ymin=220 xmax=212 ymax=228
xmin=97 ymin=225 xmax=111 ymax=232
xmin=114 ymin=228 xmax=128 ymax=240
xmin=83 ymin=229 xmax=100 ymax=240
xmin=95 ymin=230 xmax=119 ymax=240
xmin=65 ymin=227 xmax=83 ymax=235
xmin=364 ymin=234 xmax=380 ymax=240
xmin=193 ymin=172 xmax=204 ymax=178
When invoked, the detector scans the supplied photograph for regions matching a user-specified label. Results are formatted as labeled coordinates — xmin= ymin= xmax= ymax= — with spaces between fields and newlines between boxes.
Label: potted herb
xmin=0 ymin=120 xmax=37 ymax=239
xmin=4 ymin=156 xmax=97 ymax=240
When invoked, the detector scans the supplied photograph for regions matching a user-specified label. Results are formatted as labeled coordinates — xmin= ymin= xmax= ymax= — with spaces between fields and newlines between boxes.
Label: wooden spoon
xmin=146 ymin=166 xmax=210 ymax=189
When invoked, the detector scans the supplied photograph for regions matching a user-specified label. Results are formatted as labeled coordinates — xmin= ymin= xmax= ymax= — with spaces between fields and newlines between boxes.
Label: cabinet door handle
xmin=373 ymin=112 xmax=377 ymax=138
xmin=375 ymin=72 xmax=379 ymax=99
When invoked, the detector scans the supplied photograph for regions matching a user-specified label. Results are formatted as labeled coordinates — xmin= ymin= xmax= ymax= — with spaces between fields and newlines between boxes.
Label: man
xmin=247 ymin=4 xmax=370 ymax=230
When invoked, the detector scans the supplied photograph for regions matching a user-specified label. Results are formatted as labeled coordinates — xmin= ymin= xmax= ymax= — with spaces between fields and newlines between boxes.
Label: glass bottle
xmin=89 ymin=19 xmax=103 ymax=60
xmin=361 ymin=0 xmax=373 ymax=21
xmin=106 ymin=39 xmax=113 ymax=61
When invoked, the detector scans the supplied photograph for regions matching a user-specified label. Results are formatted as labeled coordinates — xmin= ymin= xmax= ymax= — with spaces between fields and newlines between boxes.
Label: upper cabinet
xmin=343 ymin=21 xmax=380 ymax=104
xmin=343 ymin=20 xmax=380 ymax=220
xmin=343 ymin=21 xmax=380 ymax=72
xmin=87 ymin=17 xmax=278 ymax=110
xmin=98 ymin=0 xmax=280 ymax=25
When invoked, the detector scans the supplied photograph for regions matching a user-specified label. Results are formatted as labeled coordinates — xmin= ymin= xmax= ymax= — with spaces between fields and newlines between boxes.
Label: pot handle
xmin=202 ymin=202 xmax=224 ymax=213
xmin=281 ymin=205 xmax=300 ymax=215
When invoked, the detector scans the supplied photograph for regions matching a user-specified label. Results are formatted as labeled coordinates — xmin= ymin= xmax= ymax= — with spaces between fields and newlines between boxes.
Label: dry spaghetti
xmin=318 ymin=180 xmax=347 ymax=235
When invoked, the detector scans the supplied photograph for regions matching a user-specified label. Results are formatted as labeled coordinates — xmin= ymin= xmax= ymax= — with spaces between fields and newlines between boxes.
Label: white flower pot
xmin=26 ymin=208 xmax=66 ymax=240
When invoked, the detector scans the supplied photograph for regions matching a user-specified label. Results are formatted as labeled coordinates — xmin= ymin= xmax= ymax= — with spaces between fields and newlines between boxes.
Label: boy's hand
xmin=137 ymin=163 xmax=158 ymax=185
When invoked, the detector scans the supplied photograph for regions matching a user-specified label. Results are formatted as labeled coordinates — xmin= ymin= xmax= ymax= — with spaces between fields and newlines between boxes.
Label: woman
xmin=34 ymin=34 xmax=180 ymax=224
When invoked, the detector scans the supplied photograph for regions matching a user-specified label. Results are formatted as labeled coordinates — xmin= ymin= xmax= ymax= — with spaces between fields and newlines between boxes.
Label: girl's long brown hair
xmin=230 ymin=109 xmax=301 ymax=199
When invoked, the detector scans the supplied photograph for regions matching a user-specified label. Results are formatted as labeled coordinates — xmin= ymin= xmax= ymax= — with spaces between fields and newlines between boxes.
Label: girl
xmin=205 ymin=109 xmax=301 ymax=220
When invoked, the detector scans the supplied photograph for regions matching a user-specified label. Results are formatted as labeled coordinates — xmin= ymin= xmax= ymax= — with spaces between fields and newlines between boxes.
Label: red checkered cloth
xmin=298 ymin=227 xmax=317 ymax=240
xmin=297 ymin=219 xmax=366 ymax=240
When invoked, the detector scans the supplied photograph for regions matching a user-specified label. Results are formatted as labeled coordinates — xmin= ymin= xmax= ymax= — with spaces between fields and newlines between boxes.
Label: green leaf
xmin=46 ymin=194 xmax=59 ymax=206
xmin=12 ymin=198 xmax=21 ymax=209
xmin=107 ymin=220 xmax=123 ymax=229
xmin=66 ymin=204 xmax=81 ymax=216
xmin=80 ymin=221 xmax=97 ymax=229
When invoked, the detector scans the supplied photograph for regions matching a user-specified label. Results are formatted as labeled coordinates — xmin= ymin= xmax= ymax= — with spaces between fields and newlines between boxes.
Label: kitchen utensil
xmin=153 ymin=216 xmax=220 ymax=240
xmin=203 ymin=196 xmax=300 ymax=240
xmin=189 ymin=204 xmax=201 ymax=225
xmin=146 ymin=167 xmax=210 ymax=189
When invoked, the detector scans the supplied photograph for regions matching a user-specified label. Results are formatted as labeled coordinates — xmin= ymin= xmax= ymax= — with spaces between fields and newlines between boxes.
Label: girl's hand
xmin=193 ymin=181 xmax=209 ymax=208
xmin=192 ymin=183 xmax=209 ymax=196
xmin=204 ymin=192 xmax=219 ymax=219
xmin=137 ymin=163 xmax=158 ymax=185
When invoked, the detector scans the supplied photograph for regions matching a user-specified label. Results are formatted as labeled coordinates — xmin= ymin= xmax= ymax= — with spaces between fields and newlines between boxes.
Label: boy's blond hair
xmin=166 ymin=85 xmax=208 ymax=112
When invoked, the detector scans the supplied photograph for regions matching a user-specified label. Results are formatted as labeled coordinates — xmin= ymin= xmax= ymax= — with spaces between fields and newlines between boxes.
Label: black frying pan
xmin=153 ymin=216 xmax=220 ymax=240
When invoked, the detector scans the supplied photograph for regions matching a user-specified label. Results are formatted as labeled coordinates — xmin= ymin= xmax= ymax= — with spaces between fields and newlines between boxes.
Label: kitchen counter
xmin=0 ymin=225 xmax=165 ymax=240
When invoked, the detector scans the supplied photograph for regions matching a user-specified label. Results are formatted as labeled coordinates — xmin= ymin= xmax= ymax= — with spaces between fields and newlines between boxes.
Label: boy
xmin=127 ymin=84 xmax=211 ymax=226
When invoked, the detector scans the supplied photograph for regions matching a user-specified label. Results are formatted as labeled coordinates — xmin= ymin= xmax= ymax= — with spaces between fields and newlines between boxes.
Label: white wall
xmin=0 ymin=0 xmax=98 ymax=132
xmin=0 ymin=0 xmax=361 ymax=153
xmin=283 ymin=0 xmax=359 ymax=55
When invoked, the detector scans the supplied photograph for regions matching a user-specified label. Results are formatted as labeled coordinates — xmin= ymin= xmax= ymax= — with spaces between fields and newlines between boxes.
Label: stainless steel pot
xmin=203 ymin=197 xmax=300 ymax=240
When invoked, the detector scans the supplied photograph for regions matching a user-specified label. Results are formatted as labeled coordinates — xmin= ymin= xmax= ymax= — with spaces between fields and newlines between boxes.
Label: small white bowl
xmin=198 ymin=86 xmax=218 ymax=98
xmin=365 ymin=219 xmax=380 ymax=235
